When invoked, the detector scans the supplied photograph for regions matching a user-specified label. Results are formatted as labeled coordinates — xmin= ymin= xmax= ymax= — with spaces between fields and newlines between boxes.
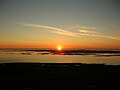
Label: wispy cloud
xmin=78 ymin=25 xmax=96 ymax=30
xmin=18 ymin=22 xmax=77 ymax=37
xmin=68 ymin=24 xmax=120 ymax=40
xmin=67 ymin=24 xmax=96 ymax=31
xmin=18 ymin=22 xmax=120 ymax=40
xmin=77 ymin=33 xmax=120 ymax=40
xmin=78 ymin=29 xmax=98 ymax=34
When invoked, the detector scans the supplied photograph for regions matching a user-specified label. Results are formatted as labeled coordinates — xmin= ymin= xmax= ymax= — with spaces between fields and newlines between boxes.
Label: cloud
xmin=78 ymin=29 xmax=98 ymax=34
xmin=18 ymin=22 xmax=77 ymax=37
xmin=18 ymin=22 xmax=120 ymax=40
xmin=78 ymin=31 xmax=120 ymax=40
xmin=67 ymin=24 xmax=96 ymax=31
xmin=79 ymin=26 xmax=96 ymax=30
xmin=75 ymin=25 xmax=120 ymax=40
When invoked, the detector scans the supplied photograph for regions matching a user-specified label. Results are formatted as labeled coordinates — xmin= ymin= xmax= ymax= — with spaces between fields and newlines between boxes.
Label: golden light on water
xmin=57 ymin=45 xmax=62 ymax=51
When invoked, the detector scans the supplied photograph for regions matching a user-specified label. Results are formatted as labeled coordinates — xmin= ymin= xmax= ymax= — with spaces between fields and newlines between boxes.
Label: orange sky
xmin=0 ymin=42 xmax=120 ymax=49
xmin=0 ymin=0 xmax=120 ymax=49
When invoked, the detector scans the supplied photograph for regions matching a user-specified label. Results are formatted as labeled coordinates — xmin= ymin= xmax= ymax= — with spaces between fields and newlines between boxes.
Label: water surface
xmin=0 ymin=49 xmax=120 ymax=65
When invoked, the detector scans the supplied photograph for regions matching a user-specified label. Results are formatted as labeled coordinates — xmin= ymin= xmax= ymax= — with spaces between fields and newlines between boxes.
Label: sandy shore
xmin=0 ymin=63 xmax=120 ymax=89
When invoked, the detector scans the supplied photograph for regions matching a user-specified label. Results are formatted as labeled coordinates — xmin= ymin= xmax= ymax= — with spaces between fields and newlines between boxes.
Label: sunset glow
xmin=0 ymin=0 xmax=120 ymax=49
xmin=57 ymin=45 xmax=62 ymax=51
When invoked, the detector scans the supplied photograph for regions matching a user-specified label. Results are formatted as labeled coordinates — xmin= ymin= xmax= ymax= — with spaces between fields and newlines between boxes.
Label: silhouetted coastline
xmin=0 ymin=48 xmax=120 ymax=56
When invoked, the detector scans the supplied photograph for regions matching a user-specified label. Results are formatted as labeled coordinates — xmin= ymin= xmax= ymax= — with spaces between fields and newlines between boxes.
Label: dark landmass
xmin=1 ymin=48 xmax=120 ymax=54
xmin=1 ymin=48 xmax=120 ymax=56
xmin=26 ymin=49 xmax=120 ymax=54
xmin=0 ymin=63 xmax=120 ymax=89
xmin=22 ymin=49 xmax=120 ymax=56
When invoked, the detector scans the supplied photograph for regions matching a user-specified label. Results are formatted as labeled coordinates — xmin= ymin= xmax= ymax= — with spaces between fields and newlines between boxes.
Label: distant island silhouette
xmin=0 ymin=48 xmax=120 ymax=56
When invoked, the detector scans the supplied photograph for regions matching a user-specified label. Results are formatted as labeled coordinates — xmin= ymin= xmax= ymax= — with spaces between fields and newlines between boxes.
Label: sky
xmin=0 ymin=0 xmax=120 ymax=49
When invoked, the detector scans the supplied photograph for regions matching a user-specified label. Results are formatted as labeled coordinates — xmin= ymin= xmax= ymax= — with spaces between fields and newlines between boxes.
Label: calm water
xmin=0 ymin=49 xmax=120 ymax=65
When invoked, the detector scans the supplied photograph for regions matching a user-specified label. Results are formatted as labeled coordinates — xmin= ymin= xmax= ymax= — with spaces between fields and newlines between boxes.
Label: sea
xmin=0 ymin=48 xmax=120 ymax=65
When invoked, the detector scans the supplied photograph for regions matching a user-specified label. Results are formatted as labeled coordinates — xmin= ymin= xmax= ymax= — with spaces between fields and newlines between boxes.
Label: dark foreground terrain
xmin=0 ymin=63 xmax=120 ymax=90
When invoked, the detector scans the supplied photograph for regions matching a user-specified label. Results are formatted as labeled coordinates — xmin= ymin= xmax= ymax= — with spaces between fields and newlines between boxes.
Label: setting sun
xmin=57 ymin=45 xmax=62 ymax=51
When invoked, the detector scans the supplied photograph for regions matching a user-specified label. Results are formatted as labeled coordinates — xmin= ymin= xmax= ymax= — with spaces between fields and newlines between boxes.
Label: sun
xmin=57 ymin=45 xmax=62 ymax=51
